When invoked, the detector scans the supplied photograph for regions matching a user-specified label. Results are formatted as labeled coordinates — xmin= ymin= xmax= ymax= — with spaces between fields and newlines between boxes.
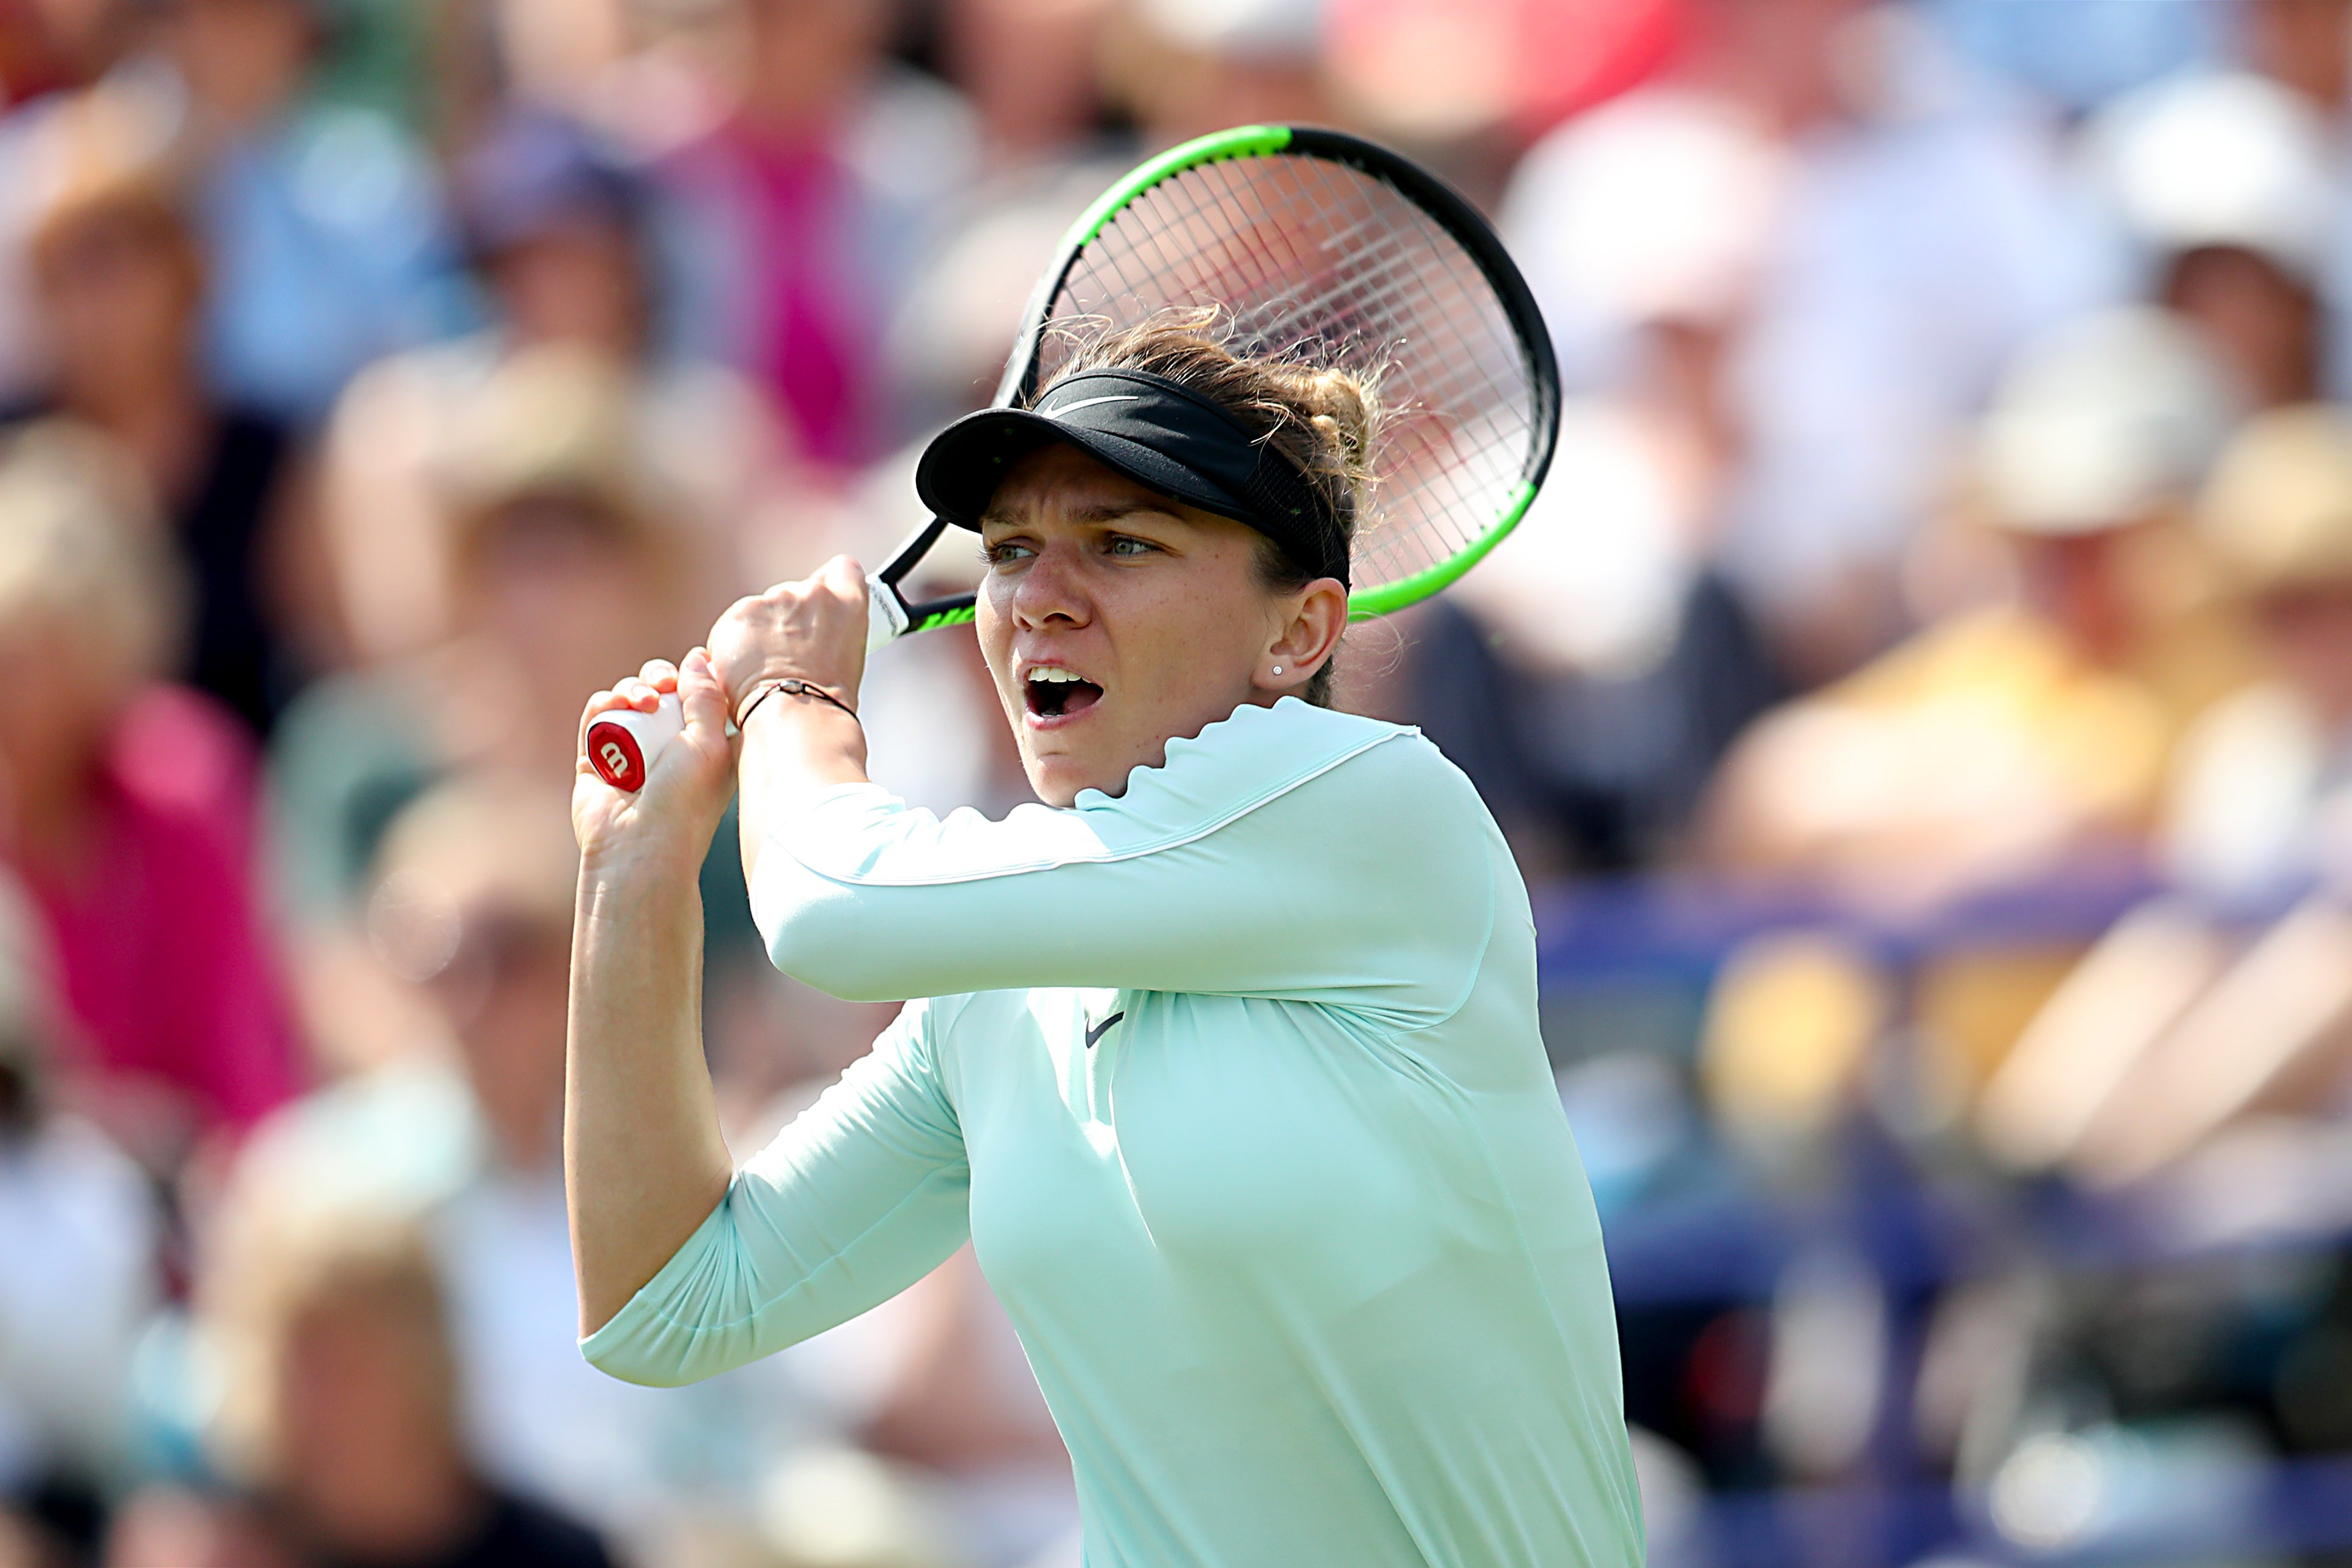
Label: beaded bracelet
xmin=736 ymin=677 xmax=858 ymax=730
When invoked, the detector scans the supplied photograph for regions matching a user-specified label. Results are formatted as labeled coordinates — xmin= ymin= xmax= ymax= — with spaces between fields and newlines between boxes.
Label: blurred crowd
xmin=9 ymin=0 xmax=2352 ymax=1563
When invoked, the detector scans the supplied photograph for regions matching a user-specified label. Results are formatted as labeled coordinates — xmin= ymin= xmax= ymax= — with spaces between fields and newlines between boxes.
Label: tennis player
xmin=566 ymin=320 xmax=1644 ymax=1566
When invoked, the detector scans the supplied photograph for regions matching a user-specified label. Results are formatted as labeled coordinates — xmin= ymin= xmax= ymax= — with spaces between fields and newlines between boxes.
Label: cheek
xmin=1095 ymin=571 xmax=1270 ymax=735
xmin=974 ymin=594 xmax=1021 ymax=711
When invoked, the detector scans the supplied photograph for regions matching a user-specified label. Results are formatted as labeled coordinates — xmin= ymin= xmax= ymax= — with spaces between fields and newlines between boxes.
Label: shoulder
xmin=1074 ymin=698 xmax=1437 ymax=842
xmin=774 ymin=700 xmax=1426 ymax=887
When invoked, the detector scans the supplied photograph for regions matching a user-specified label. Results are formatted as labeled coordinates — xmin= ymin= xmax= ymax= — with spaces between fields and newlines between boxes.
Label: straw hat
xmin=1977 ymin=307 xmax=2238 ymax=536
xmin=431 ymin=343 xmax=686 ymax=555
xmin=2195 ymin=404 xmax=2352 ymax=592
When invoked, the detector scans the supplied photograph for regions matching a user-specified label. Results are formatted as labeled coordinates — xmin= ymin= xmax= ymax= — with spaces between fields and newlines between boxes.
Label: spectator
xmin=1099 ymin=0 xmax=1335 ymax=151
xmin=274 ymin=343 xmax=745 ymax=1072
xmin=0 ymin=0 xmax=127 ymax=106
xmin=1503 ymin=0 xmax=2107 ymax=682
xmin=0 ymin=419 xmax=298 ymax=1158
xmin=321 ymin=108 xmax=791 ymax=665
xmin=2168 ymin=405 xmax=2352 ymax=900
xmin=105 ymin=1485 xmax=290 ymax=1568
xmin=18 ymin=86 xmax=325 ymax=734
xmin=1435 ymin=276 xmax=1788 ymax=873
xmin=0 ymin=0 xmax=138 ymax=404
xmin=224 ymin=778 xmax=788 ymax=1542
xmin=0 ymin=866 xmax=156 ymax=1565
xmin=938 ymin=0 xmax=1111 ymax=170
xmin=653 ymin=0 xmax=980 ymax=467
xmin=1983 ymin=406 xmax=2352 ymax=1183
xmin=148 ymin=0 xmax=469 ymax=423
xmin=201 ymin=1216 xmax=614 ymax=1568
xmin=2084 ymin=68 xmax=2336 ymax=411
xmin=1702 ymin=307 xmax=2254 ymax=911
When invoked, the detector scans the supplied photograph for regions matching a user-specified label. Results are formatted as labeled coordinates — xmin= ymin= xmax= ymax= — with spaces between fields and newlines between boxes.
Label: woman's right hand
xmin=573 ymin=648 xmax=736 ymax=873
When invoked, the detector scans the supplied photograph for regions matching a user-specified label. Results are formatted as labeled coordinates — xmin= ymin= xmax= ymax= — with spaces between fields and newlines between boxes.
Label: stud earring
xmin=1271 ymin=665 xmax=1284 ymax=676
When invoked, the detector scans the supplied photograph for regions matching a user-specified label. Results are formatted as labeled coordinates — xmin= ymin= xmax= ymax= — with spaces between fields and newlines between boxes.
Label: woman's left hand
xmin=706 ymin=555 xmax=872 ymax=716
xmin=573 ymin=651 xmax=736 ymax=872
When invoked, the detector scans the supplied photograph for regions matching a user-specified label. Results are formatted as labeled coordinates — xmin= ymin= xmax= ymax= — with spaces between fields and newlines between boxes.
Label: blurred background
xmin=16 ymin=0 xmax=2352 ymax=1563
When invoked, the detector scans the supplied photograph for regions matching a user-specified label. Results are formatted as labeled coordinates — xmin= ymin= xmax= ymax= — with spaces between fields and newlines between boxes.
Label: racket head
xmin=988 ymin=124 xmax=1560 ymax=621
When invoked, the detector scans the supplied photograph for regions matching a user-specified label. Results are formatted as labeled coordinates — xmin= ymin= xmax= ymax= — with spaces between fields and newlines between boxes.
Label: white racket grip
xmin=590 ymin=580 xmax=896 ymax=793
xmin=585 ymin=692 xmax=683 ymax=793
xmin=867 ymin=573 xmax=911 ymax=651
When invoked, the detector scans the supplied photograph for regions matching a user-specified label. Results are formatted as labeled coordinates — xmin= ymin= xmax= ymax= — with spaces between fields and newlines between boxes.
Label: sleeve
xmin=580 ymin=998 xmax=971 ymax=1387
xmin=749 ymin=701 xmax=1495 ymax=1026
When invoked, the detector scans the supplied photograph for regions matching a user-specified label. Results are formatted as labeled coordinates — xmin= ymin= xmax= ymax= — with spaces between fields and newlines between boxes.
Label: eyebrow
xmin=978 ymin=499 xmax=1184 ymax=532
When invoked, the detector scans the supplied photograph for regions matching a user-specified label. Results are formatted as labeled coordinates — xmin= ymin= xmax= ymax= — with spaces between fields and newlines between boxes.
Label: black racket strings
xmin=1050 ymin=151 xmax=1538 ymax=590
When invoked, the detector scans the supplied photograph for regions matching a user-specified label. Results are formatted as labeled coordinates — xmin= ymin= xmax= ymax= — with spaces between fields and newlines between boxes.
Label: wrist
xmin=737 ymin=676 xmax=858 ymax=730
xmin=729 ymin=661 xmax=855 ymax=713
xmin=577 ymin=823 xmax=712 ymax=889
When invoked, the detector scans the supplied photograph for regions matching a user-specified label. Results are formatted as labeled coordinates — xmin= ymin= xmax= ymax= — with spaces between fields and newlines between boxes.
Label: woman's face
xmin=491 ymin=221 xmax=645 ymax=358
xmin=976 ymin=443 xmax=1333 ymax=807
xmin=456 ymin=494 xmax=671 ymax=702
xmin=33 ymin=207 xmax=199 ymax=403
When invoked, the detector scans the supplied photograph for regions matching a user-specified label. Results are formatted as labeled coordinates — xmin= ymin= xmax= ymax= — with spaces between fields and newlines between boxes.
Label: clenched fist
xmin=706 ymin=555 xmax=873 ymax=716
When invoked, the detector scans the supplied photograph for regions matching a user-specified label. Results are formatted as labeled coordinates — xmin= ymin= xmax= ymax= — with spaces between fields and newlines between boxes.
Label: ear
xmin=1255 ymin=577 xmax=1349 ymax=696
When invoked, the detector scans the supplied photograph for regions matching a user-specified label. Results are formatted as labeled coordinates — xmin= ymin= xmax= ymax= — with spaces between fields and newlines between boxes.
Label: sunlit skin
xmin=571 ymin=442 xmax=1350 ymax=861
xmin=564 ymin=440 xmax=1346 ymax=1332
xmin=975 ymin=443 xmax=1349 ymax=805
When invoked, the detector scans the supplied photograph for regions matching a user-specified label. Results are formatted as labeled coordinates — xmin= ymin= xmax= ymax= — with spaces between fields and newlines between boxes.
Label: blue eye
xmin=984 ymin=540 xmax=1033 ymax=565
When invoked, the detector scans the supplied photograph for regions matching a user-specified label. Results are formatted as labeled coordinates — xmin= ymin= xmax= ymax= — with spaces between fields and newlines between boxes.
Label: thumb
xmin=680 ymin=647 xmax=730 ymax=741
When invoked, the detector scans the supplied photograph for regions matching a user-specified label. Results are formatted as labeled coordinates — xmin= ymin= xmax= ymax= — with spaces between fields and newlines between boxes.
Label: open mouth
xmin=1025 ymin=666 xmax=1104 ymax=720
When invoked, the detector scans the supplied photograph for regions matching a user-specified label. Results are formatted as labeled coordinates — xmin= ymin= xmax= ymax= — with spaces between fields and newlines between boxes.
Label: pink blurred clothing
xmin=671 ymin=124 xmax=870 ymax=468
xmin=23 ymin=685 xmax=300 ymax=1135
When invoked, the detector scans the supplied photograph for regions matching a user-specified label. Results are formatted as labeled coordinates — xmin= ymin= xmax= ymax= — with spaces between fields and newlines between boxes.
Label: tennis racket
xmin=591 ymin=122 xmax=1559 ymax=792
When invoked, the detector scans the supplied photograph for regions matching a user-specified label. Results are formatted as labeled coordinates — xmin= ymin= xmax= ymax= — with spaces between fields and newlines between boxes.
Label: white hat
xmin=2085 ymin=71 xmax=2336 ymax=282
xmin=1137 ymin=0 xmax=1319 ymax=60
xmin=1978 ymin=306 xmax=2239 ymax=535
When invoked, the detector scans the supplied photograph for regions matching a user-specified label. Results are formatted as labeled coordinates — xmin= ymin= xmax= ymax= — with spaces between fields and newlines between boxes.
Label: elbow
xmin=578 ymin=1300 xmax=750 ymax=1388
xmin=579 ymin=1337 xmax=707 ymax=1389
xmin=758 ymin=878 xmax=903 ymax=1002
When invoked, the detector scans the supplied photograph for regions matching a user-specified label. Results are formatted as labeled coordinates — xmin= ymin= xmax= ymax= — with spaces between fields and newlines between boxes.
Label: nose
xmin=1008 ymin=539 xmax=1093 ymax=632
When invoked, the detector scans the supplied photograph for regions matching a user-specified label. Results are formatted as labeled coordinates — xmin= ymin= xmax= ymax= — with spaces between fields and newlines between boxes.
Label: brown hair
xmin=204 ymin=1212 xmax=461 ymax=1485
xmin=1041 ymin=310 xmax=1377 ymax=706
xmin=0 ymin=419 xmax=182 ymax=691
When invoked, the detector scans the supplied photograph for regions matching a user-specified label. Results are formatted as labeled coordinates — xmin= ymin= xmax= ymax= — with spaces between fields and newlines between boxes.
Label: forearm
xmin=566 ymin=842 xmax=734 ymax=1335
xmin=736 ymin=692 xmax=869 ymax=892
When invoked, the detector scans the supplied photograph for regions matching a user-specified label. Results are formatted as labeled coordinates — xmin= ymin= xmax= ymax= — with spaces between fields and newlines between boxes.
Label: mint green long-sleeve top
xmin=581 ymin=698 xmax=1643 ymax=1567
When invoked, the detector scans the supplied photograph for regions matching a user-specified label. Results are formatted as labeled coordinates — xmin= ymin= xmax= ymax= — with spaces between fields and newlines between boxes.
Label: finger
xmin=616 ymin=677 xmax=662 ymax=712
xmin=816 ymin=554 xmax=868 ymax=605
xmin=639 ymin=657 xmax=680 ymax=692
xmin=578 ymin=687 xmax=617 ymax=755
xmin=679 ymin=647 xmax=730 ymax=740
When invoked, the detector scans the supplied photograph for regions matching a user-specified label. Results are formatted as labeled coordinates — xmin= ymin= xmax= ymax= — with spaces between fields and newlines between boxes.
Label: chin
xmin=1024 ymin=753 xmax=1123 ymax=808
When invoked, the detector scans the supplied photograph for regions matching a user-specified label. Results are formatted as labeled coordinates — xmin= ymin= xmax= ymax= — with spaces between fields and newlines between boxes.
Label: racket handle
xmin=592 ymin=579 xmax=905 ymax=793
xmin=586 ymin=692 xmax=683 ymax=793
xmin=867 ymin=572 xmax=911 ymax=651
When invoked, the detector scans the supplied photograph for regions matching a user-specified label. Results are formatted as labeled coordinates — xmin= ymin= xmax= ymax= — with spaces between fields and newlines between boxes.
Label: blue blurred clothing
xmin=199 ymin=105 xmax=474 ymax=424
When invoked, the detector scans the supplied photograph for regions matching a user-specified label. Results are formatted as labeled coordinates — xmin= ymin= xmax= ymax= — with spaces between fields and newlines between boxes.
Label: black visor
xmin=913 ymin=368 xmax=1350 ymax=586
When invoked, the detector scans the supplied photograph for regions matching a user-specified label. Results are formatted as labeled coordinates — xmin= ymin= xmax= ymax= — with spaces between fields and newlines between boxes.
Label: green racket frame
xmin=873 ymin=123 xmax=1561 ymax=634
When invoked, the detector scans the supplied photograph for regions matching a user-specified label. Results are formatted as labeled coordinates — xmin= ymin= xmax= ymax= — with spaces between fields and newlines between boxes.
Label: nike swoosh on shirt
xmin=1084 ymin=1011 xmax=1125 ymax=1049
xmin=1040 ymin=394 xmax=1141 ymax=418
